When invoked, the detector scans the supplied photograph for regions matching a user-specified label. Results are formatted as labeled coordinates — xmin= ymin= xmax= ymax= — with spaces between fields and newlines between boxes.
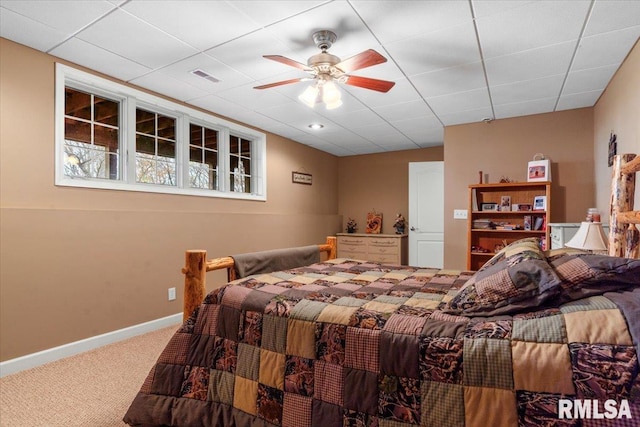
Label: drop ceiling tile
xmin=475 ymin=0 xmax=590 ymax=59
xmin=260 ymin=101 xmax=322 ymax=123
xmin=216 ymin=83 xmax=294 ymax=111
xmin=386 ymin=21 xmax=481 ymax=76
xmin=583 ymin=0 xmax=640 ymax=36
xmin=122 ymin=0 xmax=260 ymax=51
xmin=411 ymin=61 xmax=487 ymax=98
xmin=438 ymin=107 xmax=494 ymax=126
xmin=0 ymin=0 xmax=116 ymax=35
xmin=130 ymin=70 xmax=207 ymax=102
xmin=351 ymin=0 xmax=472 ymax=44
xmin=494 ymin=97 xmax=557 ymax=119
xmin=555 ymin=90 xmax=602 ymax=111
xmin=571 ymin=26 xmax=640 ymax=71
xmin=470 ymin=1 xmax=536 ymax=19
xmin=160 ymin=53 xmax=252 ymax=93
xmin=50 ymin=37 xmax=152 ymax=82
xmin=0 ymin=7 xmax=68 ymax=51
xmin=76 ymin=8 xmax=198 ymax=69
xmin=206 ymin=29 xmax=298 ymax=80
xmin=324 ymin=108 xmax=385 ymax=129
xmin=426 ymin=88 xmax=491 ymax=115
xmin=562 ymin=64 xmax=619 ymax=95
xmin=372 ymin=100 xmax=437 ymax=122
xmin=186 ymin=93 xmax=248 ymax=121
xmin=485 ymin=41 xmax=576 ymax=86
xmin=391 ymin=116 xmax=443 ymax=134
xmin=491 ymin=74 xmax=564 ymax=106
xmin=397 ymin=125 xmax=444 ymax=146
xmin=345 ymin=78 xmax=420 ymax=109
xmin=227 ymin=1 xmax=327 ymax=27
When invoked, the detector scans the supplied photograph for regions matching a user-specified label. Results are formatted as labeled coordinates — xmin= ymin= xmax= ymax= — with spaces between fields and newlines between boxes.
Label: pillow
xmin=444 ymin=238 xmax=563 ymax=316
xmin=547 ymin=250 xmax=640 ymax=303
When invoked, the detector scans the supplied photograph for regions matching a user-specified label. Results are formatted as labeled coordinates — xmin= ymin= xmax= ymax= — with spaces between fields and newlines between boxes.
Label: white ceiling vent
xmin=190 ymin=69 xmax=220 ymax=83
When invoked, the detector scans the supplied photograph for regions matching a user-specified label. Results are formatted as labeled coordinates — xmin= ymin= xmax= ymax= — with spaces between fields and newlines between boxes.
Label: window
xmin=189 ymin=124 xmax=219 ymax=190
xmin=55 ymin=64 xmax=266 ymax=200
xmin=63 ymin=87 xmax=120 ymax=180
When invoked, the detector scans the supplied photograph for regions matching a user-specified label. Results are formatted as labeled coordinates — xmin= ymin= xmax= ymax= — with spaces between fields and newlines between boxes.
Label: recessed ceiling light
xmin=308 ymin=123 xmax=324 ymax=130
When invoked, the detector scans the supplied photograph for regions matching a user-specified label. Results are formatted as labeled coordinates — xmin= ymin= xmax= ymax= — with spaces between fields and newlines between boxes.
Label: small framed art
xmin=533 ymin=196 xmax=547 ymax=211
xmin=481 ymin=203 xmax=498 ymax=211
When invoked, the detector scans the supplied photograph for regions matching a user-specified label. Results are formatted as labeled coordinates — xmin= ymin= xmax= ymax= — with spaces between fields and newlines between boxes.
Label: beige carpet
xmin=0 ymin=325 xmax=178 ymax=427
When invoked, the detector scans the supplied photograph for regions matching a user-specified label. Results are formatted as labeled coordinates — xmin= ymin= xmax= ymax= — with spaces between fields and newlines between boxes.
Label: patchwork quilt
xmin=125 ymin=251 xmax=640 ymax=427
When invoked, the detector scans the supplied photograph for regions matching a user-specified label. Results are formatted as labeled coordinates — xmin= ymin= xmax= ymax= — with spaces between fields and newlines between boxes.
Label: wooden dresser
xmin=336 ymin=233 xmax=408 ymax=265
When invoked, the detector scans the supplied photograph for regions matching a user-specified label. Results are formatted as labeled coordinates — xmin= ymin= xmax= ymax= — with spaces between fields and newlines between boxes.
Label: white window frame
xmin=55 ymin=63 xmax=266 ymax=201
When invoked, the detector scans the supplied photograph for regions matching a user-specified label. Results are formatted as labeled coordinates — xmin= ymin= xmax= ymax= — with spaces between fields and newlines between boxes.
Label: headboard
xmin=609 ymin=153 xmax=640 ymax=258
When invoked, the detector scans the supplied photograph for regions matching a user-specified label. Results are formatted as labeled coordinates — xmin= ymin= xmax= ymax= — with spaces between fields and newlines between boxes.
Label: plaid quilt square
xmin=262 ymin=314 xmax=288 ymax=353
xmin=157 ymin=332 xmax=191 ymax=365
xmin=314 ymin=361 xmax=343 ymax=406
xmin=236 ymin=343 xmax=260 ymax=381
xmin=193 ymin=304 xmax=220 ymax=336
xmin=421 ymin=381 xmax=465 ymax=427
xmin=345 ymin=327 xmax=380 ymax=372
xmin=463 ymin=386 xmax=518 ymax=427
xmin=208 ymin=369 xmax=235 ymax=404
xmin=282 ymin=393 xmax=312 ymax=427
xmin=512 ymin=314 xmax=565 ymax=343
xmin=463 ymin=338 xmax=513 ymax=389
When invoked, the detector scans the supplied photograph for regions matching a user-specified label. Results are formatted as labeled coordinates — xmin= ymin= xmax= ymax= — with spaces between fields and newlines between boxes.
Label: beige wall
xmin=443 ymin=108 xmax=595 ymax=269
xmin=594 ymin=40 xmax=640 ymax=216
xmin=0 ymin=39 xmax=341 ymax=361
xmin=338 ymin=147 xmax=444 ymax=235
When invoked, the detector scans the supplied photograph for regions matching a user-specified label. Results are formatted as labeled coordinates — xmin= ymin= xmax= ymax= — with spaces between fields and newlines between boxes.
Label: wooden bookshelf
xmin=467 ymin=181 xmax=551 ymax=270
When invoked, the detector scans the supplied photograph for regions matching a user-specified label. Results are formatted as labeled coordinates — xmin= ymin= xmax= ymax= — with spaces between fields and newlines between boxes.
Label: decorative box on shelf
xmin=467 ymin=181 xmax=551 ymax=270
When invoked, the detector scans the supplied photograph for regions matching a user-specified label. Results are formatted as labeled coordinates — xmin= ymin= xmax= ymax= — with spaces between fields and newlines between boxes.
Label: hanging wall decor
xmin=608 ymin=132 xmax=617 ymax=167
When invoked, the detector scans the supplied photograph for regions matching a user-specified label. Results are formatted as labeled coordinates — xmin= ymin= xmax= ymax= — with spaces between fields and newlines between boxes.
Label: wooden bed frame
xmin=609 ymin=153 xmax=640 ymax=258
xmin=181 ymin=153 xmax=639 ymax=321
xmin=181 ymin=236 xmax=337 ymax=320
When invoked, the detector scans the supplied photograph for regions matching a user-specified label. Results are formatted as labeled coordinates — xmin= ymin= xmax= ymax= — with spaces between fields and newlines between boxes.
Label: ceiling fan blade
xmin=344 ymin=75 xmax=395 ymax=93
xmin=263 ymin=55 xmax=311 ymax=71
xmin=253 ymin=78 xmax=307 ymax=90
xmin=335 ymin=49 xmax=387 ymax=73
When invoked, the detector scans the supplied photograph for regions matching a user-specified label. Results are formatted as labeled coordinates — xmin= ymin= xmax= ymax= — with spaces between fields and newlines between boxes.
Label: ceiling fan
xmin=254 ymin=30 xmax=395 ymax=109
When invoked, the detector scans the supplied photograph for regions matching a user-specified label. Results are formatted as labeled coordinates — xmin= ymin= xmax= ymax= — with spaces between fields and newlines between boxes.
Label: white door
xmin=408 ymin=162 xmax=444 ymax=268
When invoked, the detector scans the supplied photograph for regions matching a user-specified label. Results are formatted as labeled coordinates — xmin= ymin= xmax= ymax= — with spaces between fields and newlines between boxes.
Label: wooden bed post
xmin=326 ymin=236 xmax=337 ymax=259
xmin=182 ymin=250 xmax=207 ymax=322
xmin=609 ymin=154 xmax=637 ymax=257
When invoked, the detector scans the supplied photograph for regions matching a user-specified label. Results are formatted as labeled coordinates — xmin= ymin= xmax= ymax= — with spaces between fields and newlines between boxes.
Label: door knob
xmin=410 ymin=226 xmax=418 ymax=231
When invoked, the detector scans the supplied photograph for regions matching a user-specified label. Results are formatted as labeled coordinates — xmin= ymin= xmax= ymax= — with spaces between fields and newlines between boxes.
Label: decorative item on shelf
xmin=478 ymin=171 xmax=483 ymax=184
xmin=494 ymin=240 xmax=508 ymax=252
xmin=481 ymin=202 xmax=498 ymax=211
xmin=527 ymin=153 xmax=551 ymax=182
xmin=586 ymin=208 xmax=601 ymax=222
xmin=500 ymin=195 xmax=511 ymax=211
xmin=393 ymin=213 xmax=406 ymax=234
xmin=565 ymin=221 xmax=609 ymax=253
xmin=512 ymin=204 xmax=532 ymax=211
xmin=366 ymin=210 xmax=382 ymax=234
xmin=524 ymin=215 xmax=532 ymax=230
xmin=533 ymin=195 xmax=547 ymax=211
xmin=499 ymin=176 xmax=513 ymax=183
xmin=346 ymin=217 xmax=358 ymax=233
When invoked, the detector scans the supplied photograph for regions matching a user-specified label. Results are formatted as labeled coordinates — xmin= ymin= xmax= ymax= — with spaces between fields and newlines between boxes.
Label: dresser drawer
xmin=367 ymin=244 xmax=399 ymax=255
xmin=367 ymin=253 xmax=400 ymax=264
xmin=337 ymin=236 xmax=367 ymax=248
xmin=338 ymin=248 xmax=367 ymax=259
xmin=368 ymin=238 xmax=397 ymax=247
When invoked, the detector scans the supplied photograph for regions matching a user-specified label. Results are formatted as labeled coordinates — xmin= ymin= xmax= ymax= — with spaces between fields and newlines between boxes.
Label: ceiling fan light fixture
xmin=298 ymin=84 xmax=319 ymax=108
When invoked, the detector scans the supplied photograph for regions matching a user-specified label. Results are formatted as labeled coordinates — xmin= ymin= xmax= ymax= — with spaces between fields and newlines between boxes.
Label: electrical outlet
xmin=453 ymin=209 xmax=468 ymax=220
xmin=168 ymin=287 xmax=176 ymax=301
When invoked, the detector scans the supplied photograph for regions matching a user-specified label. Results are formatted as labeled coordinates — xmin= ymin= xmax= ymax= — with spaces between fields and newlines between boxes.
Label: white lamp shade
xmin=298 ymin=85 xmax=319 ymax=108
xmin=565 ymin=221 xmax=609 ymax=251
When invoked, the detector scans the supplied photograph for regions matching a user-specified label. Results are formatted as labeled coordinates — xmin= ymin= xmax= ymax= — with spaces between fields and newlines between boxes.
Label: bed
xmin=125 ymin=155 xmax=640 ymax=427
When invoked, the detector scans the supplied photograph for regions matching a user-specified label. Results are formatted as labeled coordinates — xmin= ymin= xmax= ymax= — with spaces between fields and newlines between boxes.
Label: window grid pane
xmin=64 ymin=87 xmax=119 ymax=180
xmin=230 ymin=135 xmax=251 ymax=193
xmin=135 ymin=108 xmax=176 ymax=186
xmin=189 ymin=124 xmax=219 ymax=190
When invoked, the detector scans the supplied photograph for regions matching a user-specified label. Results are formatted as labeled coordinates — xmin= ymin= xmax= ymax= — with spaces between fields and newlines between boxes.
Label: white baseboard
xmin=0 ymin=313 xmax=182 ymax=378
